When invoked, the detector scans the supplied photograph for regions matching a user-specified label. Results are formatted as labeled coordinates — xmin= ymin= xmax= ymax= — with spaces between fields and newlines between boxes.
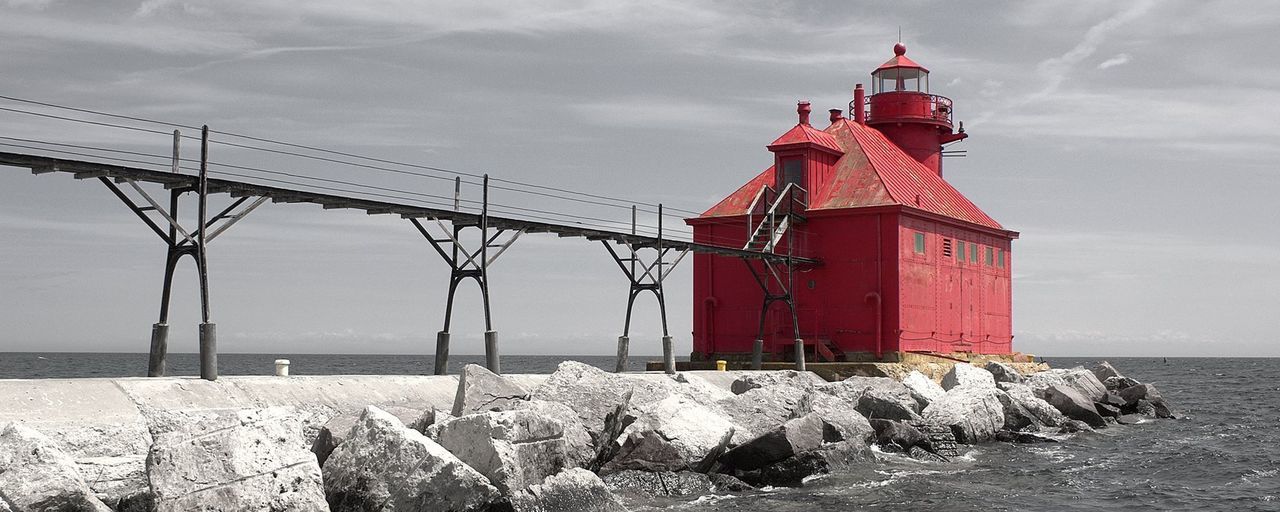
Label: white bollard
xmin=274 ymin=359 xmax=290 ymax=377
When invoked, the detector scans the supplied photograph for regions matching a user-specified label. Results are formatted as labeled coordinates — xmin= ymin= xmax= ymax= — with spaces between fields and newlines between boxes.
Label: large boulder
xmin=506 ymin=468 xmax=628 ymax=512
xmin=729 ymin=371 xmax=826 ymax=395
xmin=716 ymin=384 xmax=811 ymax=443
xmin=1090 ymin=361 xmax=1124 ymax=382
xmin=900 ymin=370 xmax=946 ymax=409
xmin=1027 ymin=368 xmax=1107 ymax=401
xmin=433 ymin=410 xmax=568 ymax=494
xmin=984 ymin=361 xmax=1026 ymax=384
xmin=324 ymin=406 xmax=499 ymax=511
xmin=818 ymin=377 xmax=919 ymax=421
xmin=511 ymin=400 xmax=596 ymax=470
xmin=1043 ymin=385 xmax=1107 ymax=428
xmin=1118 ymin=383 xmax=1175 ymax=418
xmin=921 ymin=386 xmax=1005 ymax=444
xmin=602 ymin=470 xmax=713 ymax=499
xmin=941 ymin=364 xmax=997 ymax=391
xmin=603 ymin=395 xmax=735 ymax=474
xmin=994 ymin=389 xmax=1042 ymax=431
xmin=311 ymin=405 xmax=421 ymax=468
xmin=718 ymin=413 xmax=826 ymax=471
xmin=0 ymin=423 xmax=113 ymax=512
xmin=147 ymin=407 xmax=327 ymax=511
xmin=868 ymin=419 xmax=930 ymax=453
xmin=807 ymin=393 xmax=875 ymax=444
xmin=997 ymin=383 xmax=1065 ymax=427
xmin=453 ymin=364 xmax=530 ymax=417
xmin=1103 ymin=376 xmax=1140 ymax=392
xmin=531 ymin=362 xmax=663 ymax=443
xmin=735 ymin=440 xmax=870 ymax=488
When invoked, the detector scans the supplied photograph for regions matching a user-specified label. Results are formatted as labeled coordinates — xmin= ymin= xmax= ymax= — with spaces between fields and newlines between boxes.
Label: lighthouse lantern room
xmin=687 ymin=43 xmax=1020 ymax=365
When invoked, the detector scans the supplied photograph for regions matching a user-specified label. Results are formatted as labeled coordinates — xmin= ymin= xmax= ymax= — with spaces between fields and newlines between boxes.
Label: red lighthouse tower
xmin=686 ymin=43 xmax=1020 ymax=365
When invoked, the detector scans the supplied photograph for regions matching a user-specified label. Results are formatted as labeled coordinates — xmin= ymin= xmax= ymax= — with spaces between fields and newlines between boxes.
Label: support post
xmin=199 ymin=322 xmax=217 ymax=381
xmin=614 ymin=336 xmax=629 ymax=373
xmin=485 ymin=330 xmax=500 ymax=374
xmin=751 ymin=338 xmax=763 ymax=370
xmin=197 ymin=125 xmax=216 ymax=381
xmin=434 ymin=331 xmax=450 ymax=376
xmin=148 ymin=323 xmax=169 ymax=377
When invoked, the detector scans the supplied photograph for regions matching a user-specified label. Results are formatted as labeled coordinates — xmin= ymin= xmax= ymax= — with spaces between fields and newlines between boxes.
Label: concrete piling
xmin=614 ymin=336 xmax=629 ymax=373
xmin=662 ymin=335 xmax=675 ymax=374
xmin=199 ymin=323 xmax=217 ymax=381
xmin=751 ymin=339 xmax=764 ymax=370
xmin=484 ymin=330 xmax=500 ymax=374
xmin=794 ymin=338 xmax=806 ymax=372
xmin=148 ymin=323 xmax=169 ymax=377
xmin=434 ymin=331 xmax=450 ymax=376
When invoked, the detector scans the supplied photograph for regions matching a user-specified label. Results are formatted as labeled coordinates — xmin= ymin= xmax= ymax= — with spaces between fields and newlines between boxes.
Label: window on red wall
xmin=780 ymin=158 xmax=803 ymax=190
xmin=913 ymin=232 xmax=926 ymax=254
xmin=998 ymin=249 xmax=1006 ymax=268
xmin=985 ymin=246 xmax=994 ymax=266
xmin=969 ymin=243 xmax=978 ymax=263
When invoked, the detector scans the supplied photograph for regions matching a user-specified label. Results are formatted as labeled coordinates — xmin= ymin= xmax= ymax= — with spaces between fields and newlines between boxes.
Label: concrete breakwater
xmin=0 ymin=361 xmax=1174 ymax=511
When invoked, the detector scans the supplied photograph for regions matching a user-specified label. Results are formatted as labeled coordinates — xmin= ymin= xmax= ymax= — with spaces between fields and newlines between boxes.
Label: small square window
xmin=969 ymin=243 xmax=978 ymax=263
xmin=956 ymin=242 xmax=966 ymax=262
xmin=914 ymin=232 xmax=926 ymax=254
xmin=985 ymin=247 xmax=994 ymax=265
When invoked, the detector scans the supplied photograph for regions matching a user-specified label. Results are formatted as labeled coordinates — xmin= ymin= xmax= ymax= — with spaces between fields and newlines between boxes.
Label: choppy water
xmin=1 ymin=354 xmax=1277 ymax=510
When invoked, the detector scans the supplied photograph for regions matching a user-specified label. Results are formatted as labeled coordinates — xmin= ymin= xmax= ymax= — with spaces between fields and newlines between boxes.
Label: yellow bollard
xmin=716 ymin=360 xmax=727 ymax=371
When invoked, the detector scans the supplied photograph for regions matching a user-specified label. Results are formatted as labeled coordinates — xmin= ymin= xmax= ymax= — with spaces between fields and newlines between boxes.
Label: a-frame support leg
xmin=604 ymin=204 xmax=686 ymax=374
xmin=744 ymin=257 xmax=805 ymax=371
xmin=411 ymin=175 xmax=519 ymax=376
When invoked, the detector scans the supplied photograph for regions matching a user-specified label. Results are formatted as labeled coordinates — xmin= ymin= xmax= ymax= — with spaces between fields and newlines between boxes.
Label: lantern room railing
xmin=852 ymin=92 xmax=954 ymax=128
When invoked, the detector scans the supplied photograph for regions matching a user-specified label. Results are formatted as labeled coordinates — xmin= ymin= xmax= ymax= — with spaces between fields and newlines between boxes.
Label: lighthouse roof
xmin=875 ymin=43 xmax=929 ymax=73
xmin=696 ymin=119 xmax=1003 ymax=231
xmin=767 ymin=122 xmax=843 ymax=153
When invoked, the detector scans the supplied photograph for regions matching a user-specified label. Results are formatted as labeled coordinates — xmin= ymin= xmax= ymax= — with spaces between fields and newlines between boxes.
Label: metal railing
xmin=744 ymin=182 xmax=808 ymax=253
xmin=851 ymin=92 xmax=954 ymax=126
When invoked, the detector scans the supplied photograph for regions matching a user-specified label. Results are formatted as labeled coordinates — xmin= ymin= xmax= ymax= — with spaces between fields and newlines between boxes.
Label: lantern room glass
xmin=873 ymin=67 xmax=929 ymax=94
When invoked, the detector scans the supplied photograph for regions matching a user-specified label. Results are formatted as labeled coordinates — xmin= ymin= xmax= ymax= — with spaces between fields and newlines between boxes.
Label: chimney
xmin=829 ymin=108 xmax=843 ymax=123
xmin=797 ymin=101 xmax=811 ymax=125
xmin=853 ymin=84 xmax=866 ymax=125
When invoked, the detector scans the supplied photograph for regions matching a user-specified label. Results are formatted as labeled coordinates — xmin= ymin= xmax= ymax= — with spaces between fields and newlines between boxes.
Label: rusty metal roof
xmin=695 ymin=118 xmax=1004 ymax=231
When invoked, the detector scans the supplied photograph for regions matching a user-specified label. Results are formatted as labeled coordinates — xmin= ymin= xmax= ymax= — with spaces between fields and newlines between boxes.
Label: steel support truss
xmin=743 ymin=256 xmax=803 ymax=371
xmin=601 ymin=205 xmax=688 ymax=374
xmin=409 ymin=175 xmax=522 ymax=376
xmin=94 ymin=128 xmax=265 ymax=380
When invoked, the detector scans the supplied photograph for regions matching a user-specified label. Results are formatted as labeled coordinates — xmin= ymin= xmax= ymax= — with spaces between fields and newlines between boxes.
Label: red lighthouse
xmin=686 ymin=43 xmax=1020 ymax=365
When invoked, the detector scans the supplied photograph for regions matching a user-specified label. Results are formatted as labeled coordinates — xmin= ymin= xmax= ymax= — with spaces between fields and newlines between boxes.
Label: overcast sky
xmin=1 ymin=1 xmax=1277 ymax=359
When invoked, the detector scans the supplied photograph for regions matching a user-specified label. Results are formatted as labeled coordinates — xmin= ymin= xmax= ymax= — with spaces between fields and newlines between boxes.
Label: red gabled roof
xmin=767 ymin=123 xmax=842 ymax=154
xmin=694 ymin=119 xmax=1004 ymax=231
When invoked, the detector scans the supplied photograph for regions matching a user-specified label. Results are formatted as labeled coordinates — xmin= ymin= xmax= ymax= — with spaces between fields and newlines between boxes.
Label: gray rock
xmin=1103 ymin=376 xmax=1140 ymax=391
xmin=1027 ymin=368 xmax=1107 ymax=401
xmin=0 ymin=423 xmax=113 ymax=512
xmin=1094 ymin=401 xmax=1122 ymax=419
xmin=707 ymin=473 xmax=755 ymax=492
xmin=819 ymin=376 xmax=919 ymax=420
xmin=147 ymin=407 xmax=327 ymax=512
xmin=312 ymin=405 xmax=421 ymax=468
xmin=1043 ymin=385 xmax=1107 ymax=428
xmin=719 ymin=413 xmax=826 ymax=471
xmin=602 ymin=470 xmax=713 ymax=499
xmin=921 ymin=385 xmax=1005 ymax=444
xmin=531 ymin=362 xmax=664 ymax=448
xmin=941 ymin=363 xmax=997 ymax=391
xmin=507 ymin=468 xmax=627 ymax=512
xmin=453 ymin=364 xmax=530 ymax=417
xmin=807 ymin=393 xmax=875 ymax=444
xmin=433 ymin=409 xmax=568 ymax=494
xmin=512 ymin=400 xmax=595 ymax=470
xmin=406 ymin=407 xmax=454 ymax=435
xmin=1091 ymin=361 xmax=1125 ymax=382
xmin=736 ymin=440 xmax=871 ymax=488
xmin=1131 ymin=399 xmax=1158 ymax=417
xmin=984 ymin=361 xmax=1026 ymax=384
xmin=900 ymin=370 xmax=946 ymax=409
xmin=1058 ymin=419 xmax=1095 ymax=434
xmin=868 ymin=419 xmax=929 ymax=453
xmin=995 ymin=389 xmax=1041 ymax=431
xmin=323 ymin=406 xmax=499 ymax=512
xmin=907 ymin=445 xmax=949 ymax=462
xmin=729 ymin=371 xmax=826 ymax=395
xmin=997 ymin=383 xmax=1065 ymax=427
xmin=1119 ymin=383 xmax=1175 ymax=419
xmin=603 ymin=396 xmax=735 ymax=474
xmin=716 ymin=385 xmax=812 ymax=443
